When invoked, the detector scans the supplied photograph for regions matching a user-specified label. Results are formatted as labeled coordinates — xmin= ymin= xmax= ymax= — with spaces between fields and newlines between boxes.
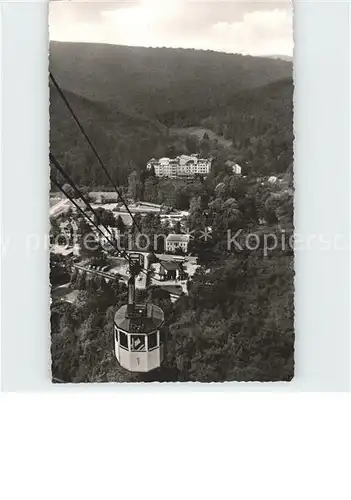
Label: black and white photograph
xmin=49 ymin=0 xmax=294 ymax=383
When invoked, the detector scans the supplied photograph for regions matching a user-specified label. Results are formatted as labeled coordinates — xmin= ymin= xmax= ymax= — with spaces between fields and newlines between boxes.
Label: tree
xmin=116 ymin=215 xmax=126 ymax=234
xmin=76 ymin=271 xmax=87 ymax=291
xmin=77 ymin=218 xmax=96 ymax=258
xmin=189 ymin=196 xmax=201 ymax=212
xmin=94 ymin=207 xmax=116 ymax=228
xmin=174 ymin=221 xmax=181 ymax=233
xmin=144 ymin=177 xmax=159 ymax=203
xmin=128 ymin=170 xmax=140 ymax=202
xmin=131 ymin=213 xmax=143 ymax=235
xmin=78 ymin=217 xmax=91 ymax=237
xmin=68 ymin=223 xmax=74 ymax=246
xmin=50 ymin=253 xmax=70 ymax=286
xmin=62 ymin=183 xmax=75 ymax=199
xmin=70 ymin=266 xmax=79 ymax=286
xmin=199 ymin=139 xmax=211 ymax=158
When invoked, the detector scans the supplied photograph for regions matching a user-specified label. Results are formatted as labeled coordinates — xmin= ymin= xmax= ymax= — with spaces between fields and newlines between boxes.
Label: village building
xmin=159 ymin=284 xmax=184 ymax=303
xmin=165 ymin=233 xmax=191 ymax=254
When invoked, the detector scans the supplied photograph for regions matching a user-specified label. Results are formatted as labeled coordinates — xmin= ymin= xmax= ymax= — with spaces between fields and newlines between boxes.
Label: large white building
xmin=147 ymin=154 xmax=212 ymax=178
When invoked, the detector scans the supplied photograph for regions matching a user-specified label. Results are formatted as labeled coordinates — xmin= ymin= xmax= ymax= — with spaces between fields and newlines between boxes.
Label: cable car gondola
xmin=114 ymin=254 xmax=165 ymax=372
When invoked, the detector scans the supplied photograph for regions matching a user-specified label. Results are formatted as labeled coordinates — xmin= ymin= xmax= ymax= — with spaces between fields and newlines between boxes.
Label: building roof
xmin=160 ymin=285 xmax=184 ymax=297
xmin=161 ymin=261 xmax=181 ymax=271
xmin=166 ymin=234 xmax=190 ymax=243
xmin=136 ymin=202 xmax=162 ymax=208
xmin=148 ymin=155 xmax=211 ymax=166
xmin=114 ymin=303 xmax=164 ymax=333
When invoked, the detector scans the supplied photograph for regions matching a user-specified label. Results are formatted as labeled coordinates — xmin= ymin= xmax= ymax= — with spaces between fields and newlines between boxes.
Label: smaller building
xmin=166 ymin=234 xmax=190 ymax=254
xmin=225 ymin=160 xmax=242 ymax=175
xmin=158 ymin=261 xmax=184 ymax=281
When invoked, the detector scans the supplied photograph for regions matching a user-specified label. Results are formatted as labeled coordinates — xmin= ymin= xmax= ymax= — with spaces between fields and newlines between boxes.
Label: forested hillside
xmin=50 ymin=84 xmax=167 ymax=186
xmin=50 ymin=42 xmax=292 ymax=118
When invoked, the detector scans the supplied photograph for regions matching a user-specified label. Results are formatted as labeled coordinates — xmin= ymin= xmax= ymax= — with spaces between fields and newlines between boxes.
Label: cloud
xmin=211 ymin=8 xmax=293 ymax=55
xmin=49 ymin=0 xmax=293 ymax=56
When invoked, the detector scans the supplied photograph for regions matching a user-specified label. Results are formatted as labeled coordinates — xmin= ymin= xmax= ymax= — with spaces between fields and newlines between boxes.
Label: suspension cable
xmin=50 ymin=71 xmax=142 ymax=233
xmin=51 ymin=154 xmax=165 ymax=282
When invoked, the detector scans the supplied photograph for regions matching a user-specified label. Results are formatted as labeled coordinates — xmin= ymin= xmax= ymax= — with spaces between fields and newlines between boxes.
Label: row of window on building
xmin=147 ymin=154 xmax=212 ymax=178
xmin=116 ymin=328 xmax=160 ymax=352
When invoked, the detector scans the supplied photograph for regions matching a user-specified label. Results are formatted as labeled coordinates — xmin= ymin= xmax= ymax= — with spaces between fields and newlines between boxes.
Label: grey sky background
xmin=49 ymin=0 xmax=293 ymax=56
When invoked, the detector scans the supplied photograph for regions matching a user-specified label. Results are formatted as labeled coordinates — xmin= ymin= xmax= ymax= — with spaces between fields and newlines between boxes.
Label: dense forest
xmin=160 ymin=78 xmax=293 ymax=176
xmin=51 ymin=249 xmax=294 ymax=383
xmin=50 ymin=42 xmax=292 ymax=116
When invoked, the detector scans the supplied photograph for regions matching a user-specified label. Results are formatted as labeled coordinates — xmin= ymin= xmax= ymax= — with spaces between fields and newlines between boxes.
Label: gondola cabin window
xmin=131 ymin=335 xmax=146 ymax=352
xmin=148 ymin=332 xmax=158 ymax=350
xmin=119 ymin=330 xmax=128 ymax=350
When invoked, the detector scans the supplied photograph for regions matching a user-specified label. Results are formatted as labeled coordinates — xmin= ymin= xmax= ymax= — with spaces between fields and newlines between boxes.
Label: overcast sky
xmin=49 ymin=0 xmax=293 ymax=56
